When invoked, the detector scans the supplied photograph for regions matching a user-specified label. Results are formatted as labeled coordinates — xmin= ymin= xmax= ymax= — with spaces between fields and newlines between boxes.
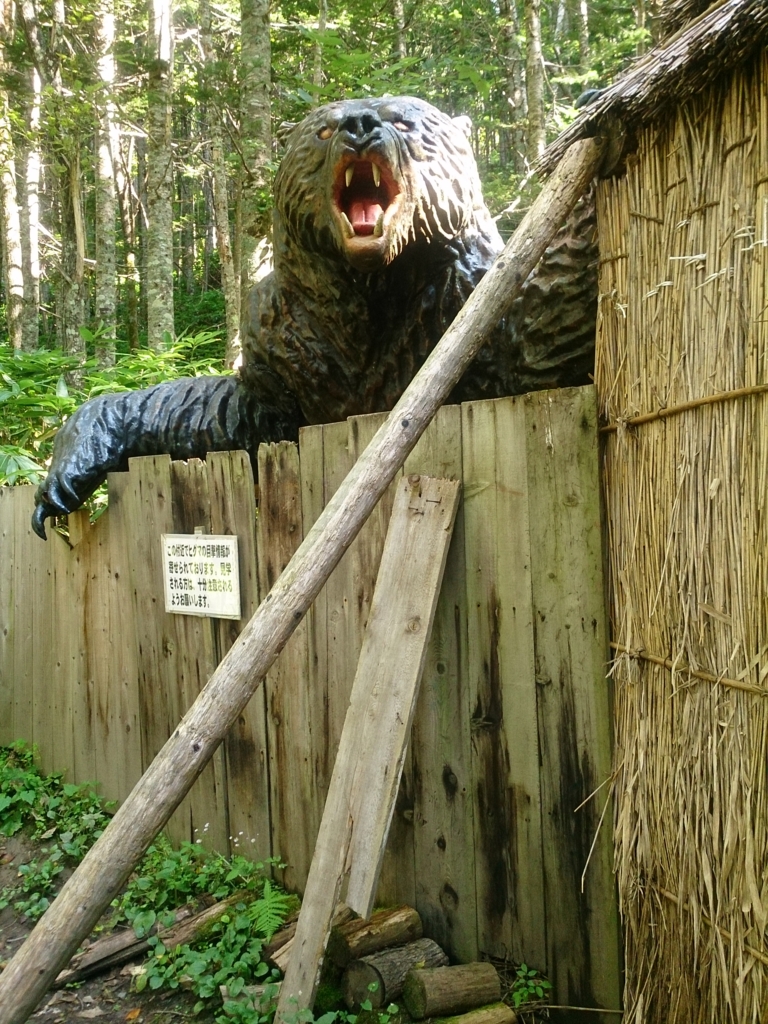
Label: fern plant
xmin=134 ymin=881 xmax=291 ymax=1008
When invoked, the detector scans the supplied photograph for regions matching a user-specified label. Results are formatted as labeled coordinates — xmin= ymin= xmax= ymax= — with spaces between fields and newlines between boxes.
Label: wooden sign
xmin=161 ymin=534 xmax=241 ymax=619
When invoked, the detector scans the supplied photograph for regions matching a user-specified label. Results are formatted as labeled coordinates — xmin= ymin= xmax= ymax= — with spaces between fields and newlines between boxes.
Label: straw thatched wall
xmin=595 ymin=49 xmax=768 ymax=1023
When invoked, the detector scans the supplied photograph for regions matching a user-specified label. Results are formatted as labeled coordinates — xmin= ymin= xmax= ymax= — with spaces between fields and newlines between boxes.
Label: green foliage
xmin=134 ymin=883 xmax=289 ymax=1006
xmin=510 ymin=962 xmax=553 ymax=1008
xmin=112 ymin=835 xmax=280 ymax=932
xmin=0 ymin=333 xmax=227 ymax=488
xmin=0 ymin=742 xmax=113 ymax=919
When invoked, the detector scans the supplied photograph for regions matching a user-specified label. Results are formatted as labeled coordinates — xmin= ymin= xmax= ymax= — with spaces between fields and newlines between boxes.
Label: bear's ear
xmin=276 ymin=120 xmax=299 ymax=147
xmin=452 ymin=115 xmax=472 ymax=139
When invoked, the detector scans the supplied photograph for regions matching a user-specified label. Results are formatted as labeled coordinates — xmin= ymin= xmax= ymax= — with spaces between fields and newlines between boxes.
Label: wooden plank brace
xmin=275 ymin=474 xmax=461 ymax=1019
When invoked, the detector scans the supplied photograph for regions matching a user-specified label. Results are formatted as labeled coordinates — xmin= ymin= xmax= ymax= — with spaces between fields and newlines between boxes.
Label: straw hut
xmin=541 ymin=2 xmax=768 ymax=1021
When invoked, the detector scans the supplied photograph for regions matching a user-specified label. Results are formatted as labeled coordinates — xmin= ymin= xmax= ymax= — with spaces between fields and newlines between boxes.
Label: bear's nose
xmin=338 ymin=109 xmax=383 ymax=150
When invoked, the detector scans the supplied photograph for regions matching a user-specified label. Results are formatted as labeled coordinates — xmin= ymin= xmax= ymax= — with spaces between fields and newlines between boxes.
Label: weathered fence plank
xmin=169 ymin=459 xmax=229 ymax=853
xmin=12 ymin=488 xmax=35 ymax=747
xmin=407 ymin=405 xmax=478 ymax=963
xmin=257 ymin=441 xmax=311 ymax=889
xmin=0 ymin=488 xmax=15 ymax=747
xmin=124 ymin=454 xmax=191 ymax=847
xmin=103 ymin=472 xmax=142 ymax=804
xmin=525 ymin=387 xmax=620 ymax=1018
xmin=493 ymin=396 xmax=546 ymax=967
xmin=208 ymin=451 xmax=270 ymax=864
xmin=50 ymin=528 xmax=76 ymax=779
xmin=30 ymin=497 xmax=55 ymax=773
xmin=459 ymin=396 xmax=547 ymax=964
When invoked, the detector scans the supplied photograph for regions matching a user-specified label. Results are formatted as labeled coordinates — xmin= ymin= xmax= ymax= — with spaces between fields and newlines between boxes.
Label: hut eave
xmin=538 ymin=0 xmax=768 ymax=175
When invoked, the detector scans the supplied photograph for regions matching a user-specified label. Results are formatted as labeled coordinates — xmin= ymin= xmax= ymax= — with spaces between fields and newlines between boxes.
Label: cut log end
xmin=342 ymin=936 xmax=448 ymax=1009
xmin=403 ymin=962 xmax=501 ymax=1019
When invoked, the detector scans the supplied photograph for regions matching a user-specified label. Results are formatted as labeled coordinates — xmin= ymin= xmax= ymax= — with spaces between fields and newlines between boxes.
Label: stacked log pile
xmin=265 ymin=904 xmax=518 ymax=1022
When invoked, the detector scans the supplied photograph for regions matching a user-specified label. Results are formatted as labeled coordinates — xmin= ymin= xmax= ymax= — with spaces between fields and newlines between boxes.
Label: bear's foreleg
xmin=31 ymin=371 xmax=302 ymax=539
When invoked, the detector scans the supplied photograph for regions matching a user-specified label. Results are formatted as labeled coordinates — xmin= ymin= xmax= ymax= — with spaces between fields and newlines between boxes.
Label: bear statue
xmin=32 ymin=95 xmax=596 ymax=539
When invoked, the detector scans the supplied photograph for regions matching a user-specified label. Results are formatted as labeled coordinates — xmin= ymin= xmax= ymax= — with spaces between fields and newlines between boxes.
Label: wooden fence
xmin=0 ymin=386 xmax=620 ymax=1017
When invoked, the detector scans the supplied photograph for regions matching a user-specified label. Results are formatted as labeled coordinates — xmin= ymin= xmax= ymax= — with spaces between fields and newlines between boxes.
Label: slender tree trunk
xmin=17 ymin=0 xmax=45 ymax=349
xmin=0 ymin=109 xmax=24 ymax=351
xmin=115 ymin=136 xmax=140 ymax=349
xmin=94 ymin=0 xmax=118 ymax=365
xmin=48 ymin=0 xmax=85 ymax=368
xmin=239 ymin=0 xmax=271 ymax=310
xmin=202 ymin=167 xmax=214 ymax=291
xmin=146 ymin=0 xmax=175 ymax=347
xmin=393 ymin=0 xmax=406 ymax=59
xmin=200 ymin=0 xmax=239 ymax=364
xmin=499 ymin=0 xmax=525 ymax=174
xmin=524 ymin=0 xmax=545 ymax=163
xmin=179 ymin=138 xmax=195 ymax=295
xmin=0 ymin=12 xmax=24 ymax=351
xmin=21 ymin=67 xmax=41 ymax=350
xmin=58 ymin=153 xmax=86 ymax=369
xmin=571 ymin=0 xmax=589 ymax=69
xmin=136 ymin=135 xmax=149 ymax=337
xmin=313 ymin=0 xmax=325 ymax=99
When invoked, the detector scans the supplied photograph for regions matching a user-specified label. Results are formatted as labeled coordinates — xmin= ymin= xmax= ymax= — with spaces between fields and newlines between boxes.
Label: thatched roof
xmin=539 ymin=0 xmax=768 ymax=174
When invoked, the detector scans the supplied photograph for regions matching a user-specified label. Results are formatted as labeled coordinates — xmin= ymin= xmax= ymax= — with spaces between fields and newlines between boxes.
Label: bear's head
xmin=274 ymin=96 xmax=500 ymax=273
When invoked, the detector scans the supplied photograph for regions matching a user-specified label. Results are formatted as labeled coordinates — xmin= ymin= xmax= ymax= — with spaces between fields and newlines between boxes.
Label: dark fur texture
xmin=32 ymin=96 xmax=597 ymax=538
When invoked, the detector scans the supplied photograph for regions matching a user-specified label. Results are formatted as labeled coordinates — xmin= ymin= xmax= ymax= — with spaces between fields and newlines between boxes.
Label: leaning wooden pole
xmin=0 ymin=135 xmax=603 ymax=1024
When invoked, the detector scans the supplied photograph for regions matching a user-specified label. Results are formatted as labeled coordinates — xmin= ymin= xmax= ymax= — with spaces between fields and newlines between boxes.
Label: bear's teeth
xmin=345 ymin=166 xmax=354 ymax=188
xmin=341 ymin=212 xmax=355 ymax=237
xmin=372 ymin=164 xmax=381 ymax=188
xmin=373 ymin=214 xmax=384 ymax=238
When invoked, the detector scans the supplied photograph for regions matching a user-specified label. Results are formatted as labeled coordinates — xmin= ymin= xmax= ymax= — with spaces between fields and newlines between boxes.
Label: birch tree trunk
xmin=200 ymin=0 xmax=240 ymax=364
xmin=239 ymin=0 xmax=271 ymax=307
xmin=0 ymin=9 xmax=24 ymax=351
xmin=524 ymin=0 xmax=546 ymax=163
xmin=146 ymin=0 xmax=175 ymax=347
xmin=18 ymin=0 xmax=45 ymax=349
xmin=21 ymin=67 xmax=41 ymax=350
xmin=94 ymin=0 xmax=118 ymax=365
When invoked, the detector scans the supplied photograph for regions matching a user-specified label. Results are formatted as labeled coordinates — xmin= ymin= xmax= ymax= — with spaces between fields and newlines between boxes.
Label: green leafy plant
xmin=510 ymin=962 xmax=552 ymax=1008
xmin=0 ymin=742 xmax=114 ymax=918
xmin=0 ymin=333 xmax=227 ymax=489
xmin=134 ymin=881 xmax=290 ymax=1007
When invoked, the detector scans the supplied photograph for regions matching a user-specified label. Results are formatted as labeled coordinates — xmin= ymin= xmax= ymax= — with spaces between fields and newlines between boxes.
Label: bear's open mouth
xmin=333 ymin=158 xmax=400 ymax=239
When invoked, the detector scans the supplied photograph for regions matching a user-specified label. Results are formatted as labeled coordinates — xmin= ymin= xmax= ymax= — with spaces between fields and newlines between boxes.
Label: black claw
xmin=31 ymin=503 xmax=49 ymax=541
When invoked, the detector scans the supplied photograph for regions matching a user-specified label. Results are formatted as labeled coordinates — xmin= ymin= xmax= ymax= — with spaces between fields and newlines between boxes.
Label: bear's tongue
xmin=348 ymin=199 xmax=383 ymax=236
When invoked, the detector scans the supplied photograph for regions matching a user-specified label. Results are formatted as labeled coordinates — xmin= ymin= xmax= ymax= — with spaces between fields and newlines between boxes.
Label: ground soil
xmin=0 ymin=836 xmax=221 ymax=1024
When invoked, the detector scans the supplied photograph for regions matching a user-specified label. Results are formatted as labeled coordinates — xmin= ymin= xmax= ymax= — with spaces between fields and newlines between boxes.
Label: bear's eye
xmin=317 ymin=126 xmax=333 ymax=140
xmin=392 ymin=121 xmax=412 ymax=132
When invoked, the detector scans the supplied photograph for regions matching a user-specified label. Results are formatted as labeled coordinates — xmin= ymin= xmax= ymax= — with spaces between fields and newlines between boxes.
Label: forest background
xmin=0 ymin=0 xmax=655 ymax=485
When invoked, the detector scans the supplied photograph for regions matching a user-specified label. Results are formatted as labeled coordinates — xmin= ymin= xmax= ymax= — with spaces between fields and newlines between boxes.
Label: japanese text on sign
xmin=161 ymin=534 xmax=241 ymax=619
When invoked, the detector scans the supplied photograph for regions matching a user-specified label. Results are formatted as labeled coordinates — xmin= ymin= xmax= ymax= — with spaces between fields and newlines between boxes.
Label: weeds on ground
xmin=0 ymin=743 xmax=403 ymax=1024
xmin=0 ymin=741 xmax=113 ymax=918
